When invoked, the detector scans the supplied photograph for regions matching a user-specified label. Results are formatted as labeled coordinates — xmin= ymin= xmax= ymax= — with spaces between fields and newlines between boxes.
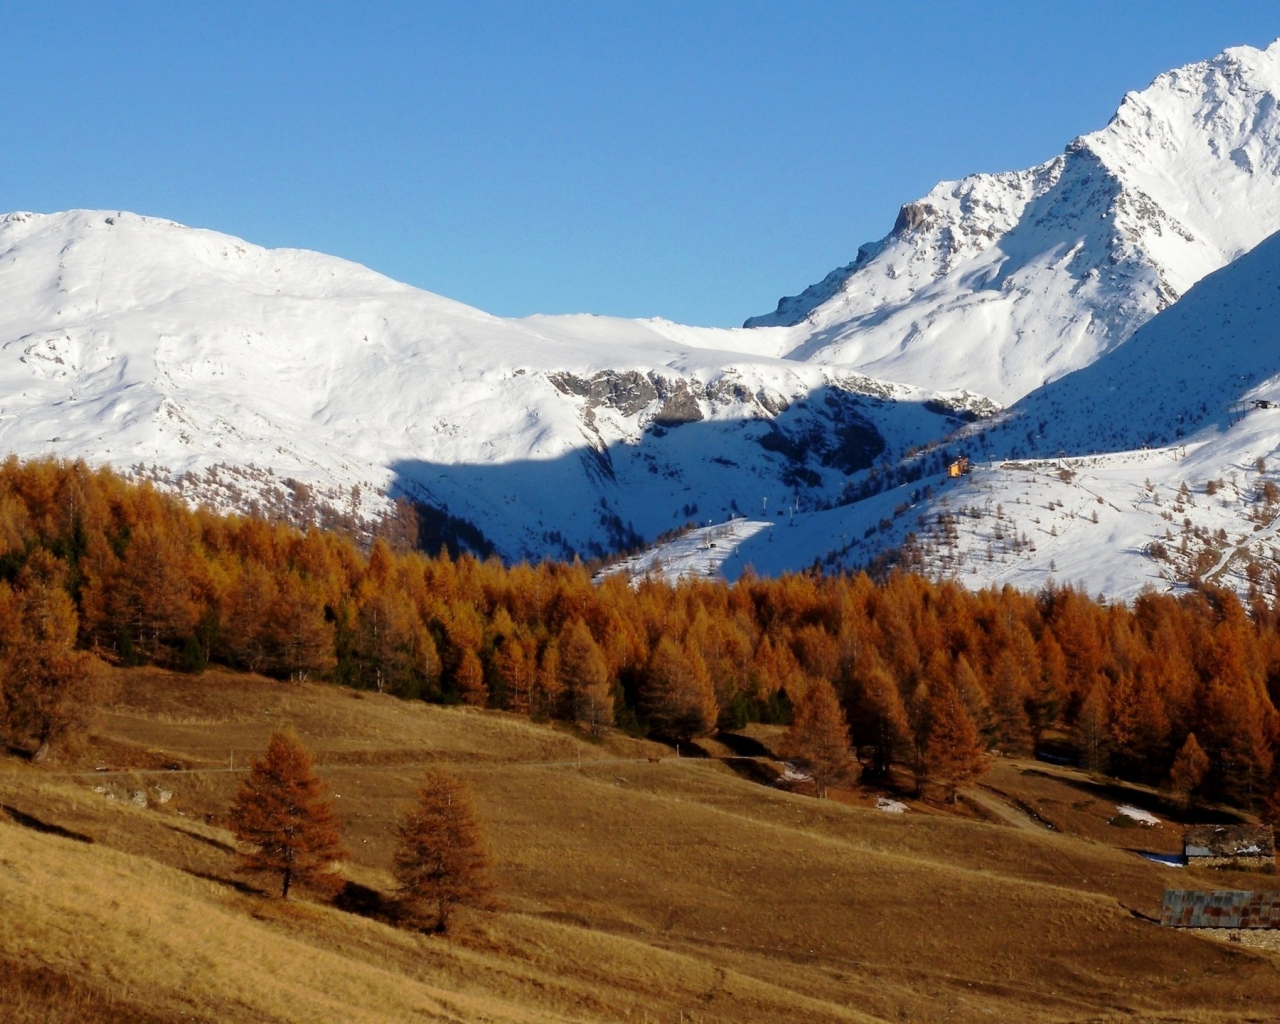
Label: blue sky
xmin=5 ymin=2 xmax=1280 ymax=326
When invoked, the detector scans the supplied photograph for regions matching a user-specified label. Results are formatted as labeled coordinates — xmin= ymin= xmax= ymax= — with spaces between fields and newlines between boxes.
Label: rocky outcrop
xmin=549 ymin=369 xmax=707 ymax=427
xmin=892 ymin=201 xmax=938 ymax=235
xmin=651 ymin=379 xmax=704 ymax=426
xmin=924 ymin=392 xmax=1001 ymax=423
xmin=548 ymin=370 xmax=658 ymax=415
xmin=754 ymin=388 xmax=887 ymax=477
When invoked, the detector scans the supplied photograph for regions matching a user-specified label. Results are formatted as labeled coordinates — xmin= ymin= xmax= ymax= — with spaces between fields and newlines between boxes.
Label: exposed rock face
xmin=547 ymin=369 xmax=908 ymax=450
xmin=547 ymin=370 xmax=658 ymax=416
xmin=549 ymin=370 xmax=707 ymax=426
xmin=544 ymin=363 xmax=918 ymax=533
xmin=754 ymin=388 xmax=790 ymax=416
xmin=828 ymin=411 xmax=886 ymax=474
xmin=549 ymin=369 xmax=731 ymax=427
xmin=754 ymin=388 xmax=887 ymax=478
xmin=892 ymin=202 xmax=937 ymax=235
xmin=652 ymin=379 xmax=704 ymax=426
xmin=924 ymin=392 xmax=1001 ymax=423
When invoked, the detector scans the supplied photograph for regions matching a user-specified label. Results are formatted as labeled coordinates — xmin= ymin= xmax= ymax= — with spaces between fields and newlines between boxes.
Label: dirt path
xmin=968 ymin=786 xmax=1051 ymax=833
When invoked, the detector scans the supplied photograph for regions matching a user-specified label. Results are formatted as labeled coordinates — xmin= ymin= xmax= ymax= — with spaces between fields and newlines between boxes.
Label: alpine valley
xmin=9 ymin=39 xmax=1280 ymax=599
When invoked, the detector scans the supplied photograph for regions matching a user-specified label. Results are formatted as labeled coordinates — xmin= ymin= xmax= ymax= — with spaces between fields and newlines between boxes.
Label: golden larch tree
xmin=854 ymin=662 xmax=909 ymax=778
xmin=921 ymin=679 xmax=988 ymax=803
xmin=454 ymin=647 xmax=489 ymax=707
xmin=0 ymin=550 xmax=106 ymax=763
xmin=558 ymin=619 xmax=614 ymax=734
xmin=780 ymin=678 xmax=855 ymax=798
xmin=532 ymin=640 xmax=564 ymax=720
xmin=640 ymin=635 xmax=718 ymax=743
xmin=492 ymin=631 xmax=537 ymax=715
xmin=1166 ymin=731 xmax=1209 ymax=810
xmin=230 ymin=730 xmax=345 ymax=899
xmin=393 ymin=770 xmax=496 ymax=933
xmin=272 ymin=572 xmax=336 ymax=682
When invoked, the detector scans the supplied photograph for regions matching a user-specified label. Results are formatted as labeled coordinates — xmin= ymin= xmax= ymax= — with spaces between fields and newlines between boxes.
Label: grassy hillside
xmin=3 ymin=667 xmax=1279 ymax=1023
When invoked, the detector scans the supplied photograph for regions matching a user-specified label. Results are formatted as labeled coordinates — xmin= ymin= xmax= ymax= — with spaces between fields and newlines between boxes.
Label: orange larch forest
xmin=1 ymin=456 xmax=1279 ymax=812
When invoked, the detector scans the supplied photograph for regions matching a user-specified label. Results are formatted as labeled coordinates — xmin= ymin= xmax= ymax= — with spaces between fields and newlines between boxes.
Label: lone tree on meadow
xmin=393 ymin=770 xmax=496 ymax=933
xmin=780 ymin=678 xmax=856 ymax=798
xmin=230 ymin=730 xmax=346 ymax=899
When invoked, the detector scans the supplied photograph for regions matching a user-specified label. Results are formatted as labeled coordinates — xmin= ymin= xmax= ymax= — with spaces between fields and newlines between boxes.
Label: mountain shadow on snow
xmin=386 ymin=385 xmax=969 ymax=563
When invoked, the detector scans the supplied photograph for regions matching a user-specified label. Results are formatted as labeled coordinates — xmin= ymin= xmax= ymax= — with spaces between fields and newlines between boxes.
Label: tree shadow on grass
xmin=690 ymin=732 xmax=784 ymax=787
xmin=1 ymin=804 xmax=94 ymax=844
xmin=719 ymin=757 xmax=784 ymax=788
xmin=714 ymin=731 xmax=774 ymax=758
xmin=185 ymin=869 xmax=264 ymax=898
xmin=164 ymin=821 xmax=236 ymax=854
xmin=667 ymin=739 xmax=713 ymax=759
xmin=1017 ymin=768 xmax=1248 ymax=826
xmin=333 ymin=880 xmax=401 ymax=925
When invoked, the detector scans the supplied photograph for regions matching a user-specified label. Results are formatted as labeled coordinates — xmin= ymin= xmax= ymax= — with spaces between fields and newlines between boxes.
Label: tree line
xmin=1 ymin=457 xmax=1279 ymax=811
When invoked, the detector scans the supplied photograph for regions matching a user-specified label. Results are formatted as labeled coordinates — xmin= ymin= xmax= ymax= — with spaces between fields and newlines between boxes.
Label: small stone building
xmin=1184 ymin=824 xmax=1275 ymax=870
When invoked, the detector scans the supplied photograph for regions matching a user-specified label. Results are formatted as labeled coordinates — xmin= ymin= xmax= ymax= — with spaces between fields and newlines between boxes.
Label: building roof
xmin=1161 ymin=890 xmax=1280 ymax=928
xmin=1184 ymin=824 xmax=1275 ymax=858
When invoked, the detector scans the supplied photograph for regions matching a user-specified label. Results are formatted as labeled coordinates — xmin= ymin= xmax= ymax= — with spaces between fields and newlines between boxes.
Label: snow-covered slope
xmin=986 ymin=227 xmax=1280 ymax=460
xmin=642 ymin=227 xmax=1280 ymax=600
xmin=748 ymin=39 xmax=1280 ymax=405
xmin=0 ymin=209 xmax=982 ymax=560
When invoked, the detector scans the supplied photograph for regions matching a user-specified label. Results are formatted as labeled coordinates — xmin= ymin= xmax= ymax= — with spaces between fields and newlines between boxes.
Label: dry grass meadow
xmin=3 ymin=665 xmax=1280 ymax=1023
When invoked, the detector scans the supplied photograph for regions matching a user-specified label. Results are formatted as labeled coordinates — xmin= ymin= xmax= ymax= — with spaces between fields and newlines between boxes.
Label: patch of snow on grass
xmin=1117 ymin=804 xmax=1161 ymax=826
xmin=778 ymin=761 xmax=812 ymax=783
xmin=1139 ymin=852 xmax=1185 ymax=867
xmin=875 ymin=797 xmax=909 ymax=814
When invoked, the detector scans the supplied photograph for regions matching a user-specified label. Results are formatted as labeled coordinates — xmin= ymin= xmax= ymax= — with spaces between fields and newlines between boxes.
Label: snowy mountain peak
xmin=746 ymin=39 xmax=1280 ymax=406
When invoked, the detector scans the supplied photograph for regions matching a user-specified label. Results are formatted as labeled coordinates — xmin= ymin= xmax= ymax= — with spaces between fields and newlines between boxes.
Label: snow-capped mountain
xmin=0 ymin=209 xmax=981 ymax=560
xmin=641 ymin=225 xmax=1280 ymax=600
xmin=747 ymin=39 xmax=1280 ymax=405
xmin=9 ymin=39 xmax=1280 ymax=590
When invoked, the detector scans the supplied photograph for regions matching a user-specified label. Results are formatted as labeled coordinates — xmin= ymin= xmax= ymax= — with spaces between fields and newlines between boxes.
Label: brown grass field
xmin=3 ymin=666 xmax=1280 ymax=1023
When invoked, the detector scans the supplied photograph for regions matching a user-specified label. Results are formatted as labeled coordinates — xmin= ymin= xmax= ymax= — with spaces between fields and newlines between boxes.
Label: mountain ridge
xmin=0 ymin=209 xmax=978 ymax=562
xmin=746 ymin=38 xmax=1280 ymax=405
